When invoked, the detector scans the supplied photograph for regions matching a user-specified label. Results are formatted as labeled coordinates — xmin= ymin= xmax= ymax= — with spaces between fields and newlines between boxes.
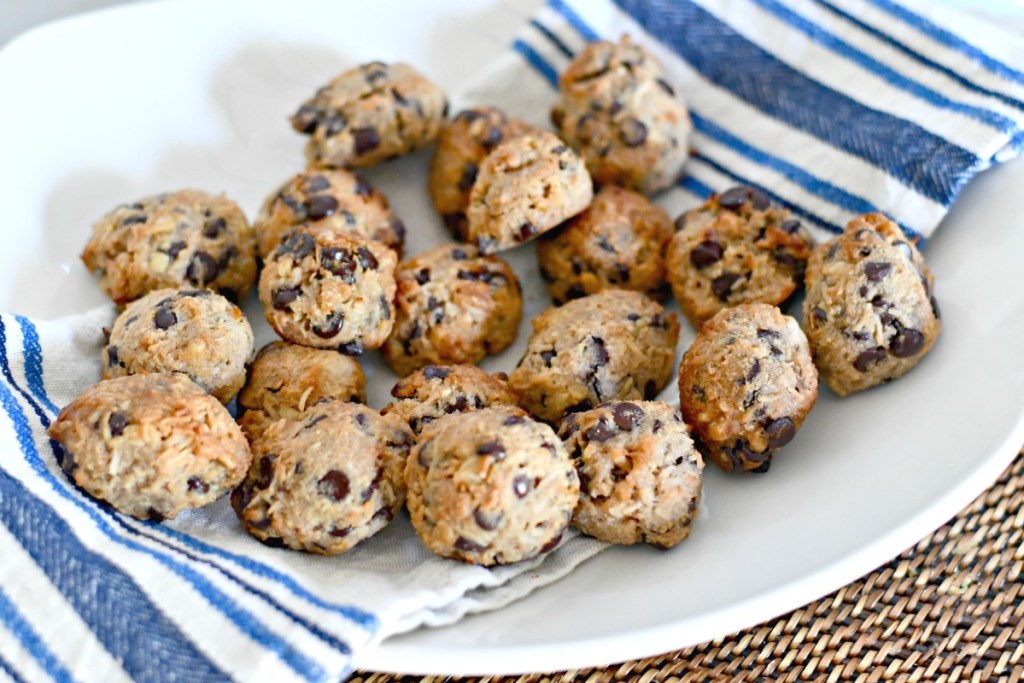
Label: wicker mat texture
xmin=354 ymin=447 xmax=1024 ymax=683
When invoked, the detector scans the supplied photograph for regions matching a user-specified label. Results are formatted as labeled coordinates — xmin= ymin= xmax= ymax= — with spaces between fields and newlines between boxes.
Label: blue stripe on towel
xmin=749 ymin=0 xmax=1020 ymax=134
xmin=606 ymin=0 xmax=981 ymax=206
xmin=0 ymin=652 xmax=29 ymax=683
xmin=512 ymin=39 xmax=559 ymax=87
xmin=529 ymin=19 xmax=574 ymax=59
xmin=0 ymin=320 xmax=326 ymax=683
xmin=548 ymin=0 xmax=599 ymax=41
xmin=0 ymin=586 xmax=73 ymax=683
xmin=12 ymin=316 xmax=377 ymax=634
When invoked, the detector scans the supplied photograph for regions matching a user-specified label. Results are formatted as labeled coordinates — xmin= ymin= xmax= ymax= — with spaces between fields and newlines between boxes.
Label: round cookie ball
xmin=254 ymin=169 xmax=406 ymax=259
xmin=291 ymin=61 xmax=447 ymax=169
xmin=536 ymin=185 xmax=673 ymax=305
xmin=464 ymin=130 xmax=593 ymax=254
xmin=551 ymin=36 xmax=692 ymax=194
xmin=428 ymin=106 xmax=533 ymax=238
xmin=382 ymin=364 xmax=517 ymax=436
xmin=258 ymin=228 xmax=397 ymax=353
xmin=48 ymin=373 xmax=252 ymax=521
xmin=678 ymin=303 xmax=818 ymax=473
xmin=103 ymin=288 xmax=254 ymax=404
xmin=666 ymin=185 xmax=815 ymax=327
xmin=81 ymin=189 xmax=257 ymax=306
xmin=232 ymin=401 xmax=414 ymax=555
xmin=560 ymin=401 xmax=703 ymax=548
xmin=509 ymin=290 xmax=680 ymax=424
xmin=237 ymin=341 xmax=366 ymax=440
xmin=406 ymin=407 xmax=579 ymax=566
xmin=381 ymin=244 xmax=522 ymax=376
xmin=802 ymin=212 xmax=940 ymax=397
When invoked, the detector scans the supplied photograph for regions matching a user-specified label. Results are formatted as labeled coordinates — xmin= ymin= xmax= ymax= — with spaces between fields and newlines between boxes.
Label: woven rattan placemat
xmin=355 ymin=447 xmax=1024 ymax=682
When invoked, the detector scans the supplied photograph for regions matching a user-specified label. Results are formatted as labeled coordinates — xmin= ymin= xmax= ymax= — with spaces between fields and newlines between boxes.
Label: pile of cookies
xmin=49 ymin=37 xmax=941 ymax=568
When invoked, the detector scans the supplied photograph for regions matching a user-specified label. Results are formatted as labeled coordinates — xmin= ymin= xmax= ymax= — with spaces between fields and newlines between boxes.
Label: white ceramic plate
xmin=1 ymin=0 xmax=1023 ymax=676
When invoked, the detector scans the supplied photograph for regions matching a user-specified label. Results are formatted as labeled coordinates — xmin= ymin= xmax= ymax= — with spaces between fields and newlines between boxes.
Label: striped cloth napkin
xmin=2 ymin=1 xmax=1024 ymax=682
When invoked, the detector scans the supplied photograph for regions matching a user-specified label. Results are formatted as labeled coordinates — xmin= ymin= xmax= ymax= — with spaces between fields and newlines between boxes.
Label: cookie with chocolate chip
xmin=232 ymin=400 xmax=413 ymax=555
xmin=560 ymin=401 xmax=703 ymax=548
xmin=509 ymin=290 xmax=680 ymax=424
xmin=382 ymin=364 xmax=517 ymax=436
xmin=551 ymin=35 xmax=692 ymax=194
xmin=428 ymin=106 xmax=534 ymax=237
xmin=48 ymin=373 xmax=251 ymax=521
xmin=254 ymin=169 xmax=405 ymax=259
xmin=802 ymin=212 xmax=940 ymax=396
xmin=381 ymin=244 xmax=522 ymax=376
xmin=103 ymin=288 xmax=254 ymax=404
xmin=464 ymin=130 xmax=593 ymax=253
xmin=258 ymin=228 xmax=397 ymax=353
xmin=81 ymin=189 xmax=257 ymax=306
xmin=536 ymin=185 xmax=673 ymax=305
xmin=678 ymin=303 xmax=818 ymax=473
xmin=405 ymin=407 xmax=579 ymax=566
xmin=291 ymin=61 xmax=447 ymax=169
xmin=666 ymin=185 xmax=815 ymax=327
xmin=238 ymin=341 xmax=366 ymax=440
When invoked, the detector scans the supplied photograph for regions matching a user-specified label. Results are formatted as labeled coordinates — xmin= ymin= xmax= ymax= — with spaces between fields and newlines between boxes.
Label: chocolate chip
xmin=518 ymin=222 xmax=538 ymax=241
xmin=447 ymin=396 xmax=468 ymax=413
xmin=644 ymin=379 xmax=658 ymax=400
xmin=551 ymin=107 xmax=565 ymax=128
xmin=272 ymin=286 xmax=300 ymax=310
xmin=303 ymin=175 xmax=330 ymax=192
xmin=291 ymin=103 xmax=318 ymax=133
xmin=746 ymin=359 xmax=761 ymax=382
xmin=854 ymin=346 xmax=888 ymax=371
xmin=458 ymin=162 xmax=478 ymax=192
xmin=185 ymin=251 xmax=219 ymax=285
xmin=540 ymin=531 xmax=564 ymax=553
xmin=585 ymin=419 xmax=616 ymax=442
xmin=329 ymin=527 xmax=352 ymax=538
xmin=389 ymin=218 xmax=406 ymax=242
xmin=476 ymin=442 xmax=506 ymax=459
xmin=106 ymin=346 xmax=119 ymax=367
xmin=652 ymin=419 xmax=664 ymax=433
xmin=146 ymin=508 xmax=165 ymax=523
xmin=356 ymin=246 xmax=378 ymax=270
xmin=108 ymin=412 xmax=128 ymax=437
xmin=864 ymin=262 xmax=891 ymax=282
xmin=613 ymin=402 xmax=644 ymax=431
xmin=812 ymin=307 xmax=828 ymax=322
xmin=312 ymin=312 xmax=344 ymax=338
xmin=512 ymin=474 xmax=531 ymax=498
xmin=564 ymin=284 xmax=586 ymax=302
xmin=656 ymin=78 xmax=675 ymax=95
xmin=187 ymin=476 xmax=209 ymax=493
xmin=619 ymin=118 xmax=648 ymax=147
xmin=304 ymin=414 xmax=328 ymax=430
xmin=321 ymin=247 xmax=357 ymax=282
xmin=504 ymin=415 xmax=526 ymax=426
xmin=323 ymin=114 xmax=348 ymax=136
xmin=318 ymin=470 xmax=350 ymax=501
xmin=749 ymin=188 xmax=770 ymax=210
xmin=473 ymin=508 xmax=503 ymax=531
xmin=890 ymin=328 xmax=924 ymax=358
xmin=765 ymin=417 xmax=795 ymax=449
xmin=154 ymin=306 xmax=177 ymax=330
xmin=774 ymin=250 xmax=800 ymax=272
xmin=278 ymin=232 xmax=316 ymax=261
xmin=568 ymin=398 xmax=594 ymax=413
xmin=930 ymin=296 xmax=941 ymax=320
xmin=337 ymin=341 xmax=364 ymax=355
xmin=480 ymin=126 xmax=503 ymax=148
xmin=306 ymin=194 xmax=339 ymax=220
xmin=203 ymin=217 xmax=226 ymax=238
xmin=826 ymin=243 xmax=839 ymax=260
xmin=415 ymin=268 xmax=430 ymax=285
xmin=163 ymin=240 xmax=186 ymax=260
xmin=711 ymin=272 xmax=741 ymax=301
xmin=451 ymin=248 xmax=469 ymax=261
xmin=609 ymin=100 xmax=623 ymax=116
xmin=121 ymin=214 xmax=147 ymax=226
xmin=353 ymin=127 xmax=380 ymax=155
xmin=690 ymin=240 xmax=723 ymax=268
xmin=718 ymin=186 xmax=749 ymax=211
xmin=454 ymin=537 xmax=487 ymax=554
xmin=615 ymin=263 xmax=631 ymax=283
xmin=780 ymin=219 xmax=801 ymax=234
xmin=423 ymin=365 xmax=450 ymax=380
xmin=590 ymin=336 xmax=609 ymax=366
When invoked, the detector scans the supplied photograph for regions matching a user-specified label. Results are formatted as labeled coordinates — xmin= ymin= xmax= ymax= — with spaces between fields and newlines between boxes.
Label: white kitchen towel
xmin=3 ymin=1 xmax=1024 ymax=682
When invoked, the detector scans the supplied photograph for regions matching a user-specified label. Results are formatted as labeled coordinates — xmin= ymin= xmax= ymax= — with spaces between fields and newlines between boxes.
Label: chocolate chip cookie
xmin=678 ymin=303 xmax=818 ymax=473
xmin=291 ymin=61 xmax=447 ymax=169
xmin=802 ymin=213 xmax=940 ymax=396
xmin=560 ymin=401 xmax=703 ymax=548
xmin=551 ymin=35 xmax=691 ymax=194
xmin=103 ymin=288 xmax=255 ymax=404
xmin=536 ymin=185 xmax=673 ymax=305
xmin=509 ymin=290 xmax=680 ymax=424
xmin=237 ymin=341 xmax=366 ymax=440
xmin=48 ymin=373 xmax=252 ymax=521
xmin=381 ymin=244 xmax=522 ymax=376
xmin=254 ymin=168 xmax=406 ymax=259
xmin=81 ymin=189 xmax=257 ymax=306
xmin=405 ymin=407 xmax=579 ymax=566
xmin=428 ymin=106 xmax=533 ymax=238
xmin=666 ymin=185 xmax=815 ymax=327
xmin=232 ymin=401 xmax=413 ymax=555
xmin=381 ymin=364 xmax=517 ymax=436
xmin=464 ymin=130 xmax=593 ymax=253
xmin=258 ymin=228 xmax=397 ymax=353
